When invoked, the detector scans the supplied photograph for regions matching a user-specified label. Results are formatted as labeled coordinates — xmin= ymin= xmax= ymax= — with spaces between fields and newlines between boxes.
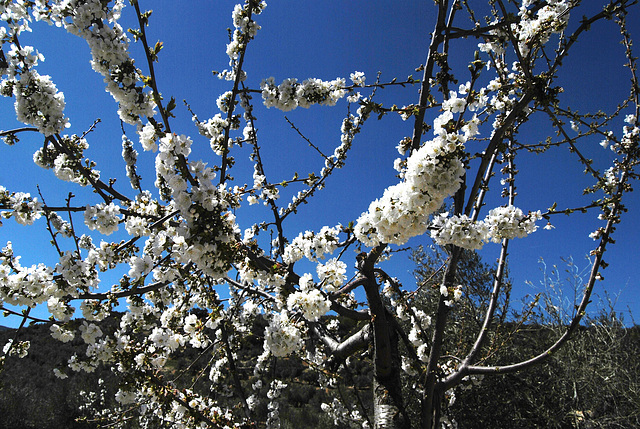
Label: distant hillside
xmin=0 ymin=325 xmax=13 ymax=332
xmin=0 ymin=313 xmax=354 ymax=429
xmin=1 ymin=314 xmax=638 ymax=428
xmin=0 ymin=317 xmax=120 ymax=429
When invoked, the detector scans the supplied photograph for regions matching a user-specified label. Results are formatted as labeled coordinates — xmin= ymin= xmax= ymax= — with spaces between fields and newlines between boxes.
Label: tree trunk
xmin=372 ymin=313 xmax=410 ymax=428
xmin=359 ymin=248 xmax=410 ymax=428
xmin=421 ymin=246 xmax=462 ymax=428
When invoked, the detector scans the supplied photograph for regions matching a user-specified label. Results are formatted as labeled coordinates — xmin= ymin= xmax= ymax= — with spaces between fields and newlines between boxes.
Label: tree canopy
xmin=0 ymin=1 xmax=639 ymax=428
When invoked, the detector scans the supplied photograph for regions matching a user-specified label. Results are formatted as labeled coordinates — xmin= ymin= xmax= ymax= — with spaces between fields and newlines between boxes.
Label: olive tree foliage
xmin=411 ymin=250 xmax=640 ymax=428
xmin=0 ymin=0 xmax=638 ymax=428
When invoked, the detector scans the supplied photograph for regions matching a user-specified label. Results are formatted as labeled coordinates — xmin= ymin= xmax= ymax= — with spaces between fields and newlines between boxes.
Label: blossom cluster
xmin=80 ymin=299 xmax=111 ymax=322
xmin=616 ymin=114 xmax=639 ymax=155
xmin=0 ymin=2 xmax=31 ymax=35
xmin=263 ymin=311 xmax=303 ymax=357
xmin=251 ymin=165 xmax=280 ymax=205
xmin=137 ymin=122 xmax=158 ymax=152
xmin=287 ymin=287 xmax=331 ymax=322
xmin=48 ymin=212 xmax=73 ymax=237
xmin=406 ymin=307 xmax=433 ymax=362
xmin=0 ymin=33 xmax=69 ymax=136
xmin=154 ymin=133 xmax=194 ymax=204
xmin=237 ymin=258 xmax=287 ymax=295
xmin=152 ymin=133 xmax=242 ymax=278
xmin=266 ymin=379 xmax=287 ymax=428
xmin=194 ymin=113 xmax=232 ymax=155
xmin=53 ymin=0 xmax=155 ymax=123
xmin=441 ymin=284 xmax=464 ymax=307
xmin=355 ymin=111 xmax=468 ymax=246
xmin=484 ymin=205 xmax=542 ymax=242
xmin=478 ymin=0 xmax=570 ymax=58
xmin=316 ymin=258 xmax=347 ymax=293
xmin=50 ymin=324 xmax=75 ymax=343
xmin=147 ymin=326 xmax=186 ymax=354
xmin=282 ymin=225 xmax=342 ymax=263
xmin=182 ymin=313 xmax=212 ymax=349
xmin=430 ymin=213 xmax=487 ymax=250
xmin=261 ymin=76 xmax=347 ymax=111
xmin=516 ymin=0 xmax=570 ymax=56
xmin=431 ymin=206 xmax=542 ymax=249
xmin=321 ymin=398 xmax=370 ymax=429
xmin=13 ymin=70 xmax=68 ymax=136
xmin=2 ymin=339 xmax=30 ymax=359
xmin=218 ymin=1 xmax=266 ymax=82
xmin=121 ymin=136 xmax=140 ymax=189
xmin=55 ymin=250 xmax=99 ymax=295
xmin=84 ymin=202 xmax=122 ymax=236
xmin=0 ymin=186 xmax=43 ymax=225
xmin=123 ymin=191 xmax=162 ymax=237
xmin=0 ymin=242 xmax=54 ymax=308
xmin=112 ymin=383 xmax=237 ymax=428
xmin=33 ymin=134 xmax=100 ymax=186
xmin=350 ymin=71 xmax=366 ymax=87
xmin=80 ymin=321 xmax=103 ymax=345
xmin=86 ymin=240 xmax=121 ymax=272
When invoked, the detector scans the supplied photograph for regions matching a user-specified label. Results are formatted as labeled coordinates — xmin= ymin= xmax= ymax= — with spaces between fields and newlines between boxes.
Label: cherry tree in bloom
xmin=0 ymin=0 xmax=639 ymax=428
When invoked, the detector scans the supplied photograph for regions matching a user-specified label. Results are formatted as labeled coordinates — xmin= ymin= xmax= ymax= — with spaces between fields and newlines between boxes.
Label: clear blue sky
xmin=1 ymin=1 xmax=639 ymax=327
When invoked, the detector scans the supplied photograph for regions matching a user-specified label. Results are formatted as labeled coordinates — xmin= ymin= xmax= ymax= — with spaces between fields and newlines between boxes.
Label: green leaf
xmin=127 ymin=28 xmax=142 ymax=42
xmin=141 ymin=9 xmax=153 ymax=26
xmin=149 ymin=41 xmax=164 ymax=62
xmin=166 ymin=96 xmax=177 ymax=118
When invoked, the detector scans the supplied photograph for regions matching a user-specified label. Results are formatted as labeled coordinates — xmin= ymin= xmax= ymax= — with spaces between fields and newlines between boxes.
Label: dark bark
xmin=371 ymin=321 xmax=409 ymax=428
xmin=359 ymin=247 xmax=411 ymax=428
xmin=420 ymin=246 xmax=462 ymax=429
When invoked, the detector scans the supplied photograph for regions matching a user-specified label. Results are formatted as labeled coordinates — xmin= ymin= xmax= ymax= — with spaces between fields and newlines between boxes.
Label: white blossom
xmin=84 ymin=202 xmax=122 ymax=235
xmin=263 ymin=311 xmax=303 ymax=357
xmin=287 ymin=288 xmax=331 ymax=322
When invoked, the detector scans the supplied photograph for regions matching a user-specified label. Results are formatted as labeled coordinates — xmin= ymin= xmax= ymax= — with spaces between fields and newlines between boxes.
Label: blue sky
xmin=1 ymin=1 xmax=639 ymax=327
